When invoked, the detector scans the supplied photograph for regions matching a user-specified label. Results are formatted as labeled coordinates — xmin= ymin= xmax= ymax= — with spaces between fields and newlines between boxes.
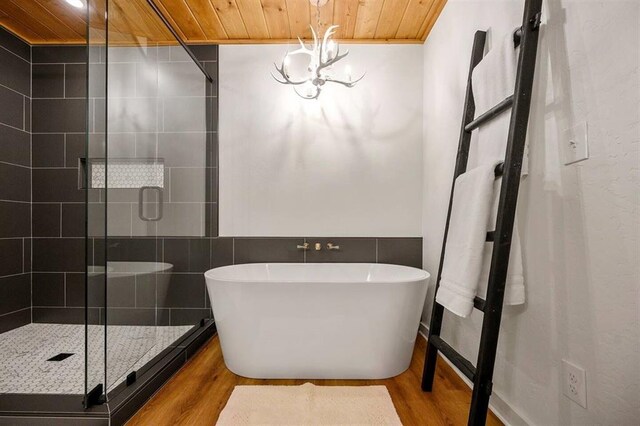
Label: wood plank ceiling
xmin=0 ymin=0 xmax=447 ymax=45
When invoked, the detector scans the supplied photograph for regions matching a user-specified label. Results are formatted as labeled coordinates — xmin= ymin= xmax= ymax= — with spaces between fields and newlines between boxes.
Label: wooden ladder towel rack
xmin=421 ymin=0 xmax=543 ymax=425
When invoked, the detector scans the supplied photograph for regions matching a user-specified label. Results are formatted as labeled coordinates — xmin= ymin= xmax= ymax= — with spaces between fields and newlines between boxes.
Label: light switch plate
xmin=563 ymin=121 xmax=589 ymax=165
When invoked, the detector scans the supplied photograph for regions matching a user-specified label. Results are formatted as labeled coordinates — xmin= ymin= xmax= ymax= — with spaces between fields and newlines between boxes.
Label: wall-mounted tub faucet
xmin=327 ymin=243 xmax=340 ymax=250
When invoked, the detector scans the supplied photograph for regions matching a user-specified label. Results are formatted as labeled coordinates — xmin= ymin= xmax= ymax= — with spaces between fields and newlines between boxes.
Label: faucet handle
xmin=297 ymin=242 xmax=310 ymax=250
xmin=327 ymin=242 xmax=340 ymax=250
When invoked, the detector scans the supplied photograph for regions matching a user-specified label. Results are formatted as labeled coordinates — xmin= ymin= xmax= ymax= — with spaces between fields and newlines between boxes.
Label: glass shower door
xmin=102 ymin=1 xmax=162 ymax=393
xmin=85 ymin=0 xmax=212 ymax=404
xmin=85 ymin=0 xmax=107 ymax=405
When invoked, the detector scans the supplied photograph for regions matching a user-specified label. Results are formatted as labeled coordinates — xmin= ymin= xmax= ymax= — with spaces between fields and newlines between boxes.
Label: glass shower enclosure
xmin=84 ymin=0 xmax=214 ymax=404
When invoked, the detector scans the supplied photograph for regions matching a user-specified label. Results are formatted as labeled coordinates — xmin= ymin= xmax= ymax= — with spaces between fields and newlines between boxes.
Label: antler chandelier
xmin=272 ymin=0 xmax=364 ymax=100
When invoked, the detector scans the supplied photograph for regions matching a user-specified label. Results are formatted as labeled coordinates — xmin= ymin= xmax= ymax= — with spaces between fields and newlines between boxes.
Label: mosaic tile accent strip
xmin=90 ymin=160 xmax=164 ymax=189
xmin=0 ymin=323 xmax=191 ymax=394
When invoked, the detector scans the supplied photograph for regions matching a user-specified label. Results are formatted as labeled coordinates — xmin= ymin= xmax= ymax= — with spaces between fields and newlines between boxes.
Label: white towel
xmin=476 ymin=180 xmax=526 ymax=305
xmin=436 ymin=162 xmax=502 ymax=318
xmin=456 ymin=26 xmax=527 ymax=312
xmin=471 ymin=27 xmax=529 ymax=176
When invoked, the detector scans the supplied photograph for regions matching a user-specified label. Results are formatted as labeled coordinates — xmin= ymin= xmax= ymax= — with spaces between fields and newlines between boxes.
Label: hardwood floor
xmin=127 ymin=335 xmax=503 ymax=425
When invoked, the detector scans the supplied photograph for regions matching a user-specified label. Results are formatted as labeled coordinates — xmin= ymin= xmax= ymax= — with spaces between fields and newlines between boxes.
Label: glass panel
xmin=103 ymin=29 xmax=160 ymax=392
xmin=100 ymin=0 xmax=211 ymax=397
xmin=85 ymin=0 xmax=107 ymax=403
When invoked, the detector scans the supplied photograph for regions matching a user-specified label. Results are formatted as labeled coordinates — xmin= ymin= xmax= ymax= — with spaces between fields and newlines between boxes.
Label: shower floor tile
xmin=0 ymin=323 xmax=192 ymax=395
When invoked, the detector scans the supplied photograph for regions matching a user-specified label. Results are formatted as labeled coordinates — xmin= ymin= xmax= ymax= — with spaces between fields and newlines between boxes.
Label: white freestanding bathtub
xmin=204 ymin=263 xmax=430 ymax=379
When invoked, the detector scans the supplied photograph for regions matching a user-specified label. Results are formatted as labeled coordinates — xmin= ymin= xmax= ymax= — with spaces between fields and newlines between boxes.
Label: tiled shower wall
xmin=30 ymin=44 xmax=91 ymax=324
xmin=0 ymin=28 xmax=31 ymax=333
xmin=29 ymin=44 xmax=219 ymax=325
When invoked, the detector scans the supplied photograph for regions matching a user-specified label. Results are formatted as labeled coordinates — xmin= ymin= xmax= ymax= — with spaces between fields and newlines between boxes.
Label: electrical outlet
xmin=562 ymin=359 xmax=587 ymax=408
xmin=563 ymin=121 xmax=589 ymax=165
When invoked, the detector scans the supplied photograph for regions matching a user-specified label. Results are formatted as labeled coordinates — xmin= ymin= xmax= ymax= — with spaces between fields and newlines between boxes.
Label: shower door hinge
xmin=84 ymin=383 xmax=105 ymax=408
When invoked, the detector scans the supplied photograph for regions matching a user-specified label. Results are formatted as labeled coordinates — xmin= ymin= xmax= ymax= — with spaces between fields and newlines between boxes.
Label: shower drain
xmin=47 ymin=353 xmax=75 ymax=362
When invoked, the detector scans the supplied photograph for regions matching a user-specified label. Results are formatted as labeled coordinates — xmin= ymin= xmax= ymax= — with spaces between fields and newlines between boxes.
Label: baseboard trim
xmin=417 ymin=323 xmax=529 ymax=426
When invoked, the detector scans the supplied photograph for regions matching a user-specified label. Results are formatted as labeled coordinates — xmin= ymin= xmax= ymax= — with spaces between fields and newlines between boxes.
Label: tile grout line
xmin=0 ymin=43 xmax=30 ymax=63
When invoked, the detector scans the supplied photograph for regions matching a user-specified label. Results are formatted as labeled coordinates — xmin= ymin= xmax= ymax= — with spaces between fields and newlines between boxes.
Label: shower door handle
xmin=138 ymin=186 xmax=164 ymax=222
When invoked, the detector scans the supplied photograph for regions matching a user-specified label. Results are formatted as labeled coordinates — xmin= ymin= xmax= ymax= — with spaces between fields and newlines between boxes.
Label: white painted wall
xmin=421 ymin=1 xmax=640 ymax=425
xmin=219 ymin=44 xmax=423 ymax=237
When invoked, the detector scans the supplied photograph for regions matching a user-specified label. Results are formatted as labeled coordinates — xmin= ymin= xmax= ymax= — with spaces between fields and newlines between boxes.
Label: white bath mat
xmin=216 ymin=383 xmax=402 ymax=425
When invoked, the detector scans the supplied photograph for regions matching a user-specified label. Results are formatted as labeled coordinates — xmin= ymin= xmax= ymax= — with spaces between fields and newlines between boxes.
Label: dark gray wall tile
xmin=107 ymin=97 xmax=156 ymax=132
xmin=65 ymin=63 xmax=87 ymax=98
xmin=0 ymin=307 xmax=30 ymax=333
xmin=109 ymin=45 xmax=157 ymax=63
xmin=204 ymin=62 xmax=218 ymax=97
xmin=170 ymin=168 xmax=206 ymax=202
xmin=106 ymin=274 xmax=135 ymax=308
xmin=33 ymin=203 xmax=61 ymax=237
xmin=62 ymin=203 xmax=85 ymax=237
xmin=0 ymin=27 xmax=30 ymax=61
xmin=305 ymin=238 xmax=377 ymax=263
xmin=210 ymin=238 xmax=233 ymax=268
xmin=157 ymin=308 xmax=171 ymax=326
xmin=33 ymin=168 xmax=83 ymax=202
xmin=101 ymin=238 xmax=159 ymax=262
xmin=170 ymin=308 xmax=211 ymax=326
xmin=0 ymin=273 xmax=30 ymax=315
xmin=33 ymin=273 xmax=65 ymax=306
xmin=207 ymin=132 xmax=218 ymax=167
xmin=0 ymin=46 xmax=30 ymax=96
xmin=65 ymin=272 xmax=85 ymax=307
xmin=188 ymin=45 xmax=218 ymax=61
xmin=32 ymin=133 xmax=65 ymax=167
xmin=32 ymin=238 xmax=85 ymax=272
xmin=65 ymin=133 xmax=86 ymax=167
xmin=158 ymin=62 xmax=205 ymax=97
xmin=33 ymin=307 xmax=84 ymax=324
xmin=0 ymin=201 xmax=30 ymax=238
xmin=106 ymin=308 xmax=156 ymax=326
xmin=377 ymin=238 xmax=423 ymax=268
xmin=32 ymin=45 xmax=86 ymax=64
xmin=23 ymin=238 xmax=31 ymax=271
xmin=157 ymin=274 xmax=205 ymax=308
xmin=206 ymin=96 xmax=218 ymax=133
xmin=87 ymin=273 xmax=106 ymax=308
xmin=0 ymin=239 xmax=23 ymax=276
xmin=163 ymin=238 xmax=210 ymax=272
xmin=108 ymin=62 xmax=137 ymax=98
xmin=32 ymin=64 xmax=64 ymax=98
xmin=158 ymin=133 xmax=206 ymax=167
xmin=0 ymin=85 xmax=24 ymax=129
xmin=163 ymin=97 xmax=207 ymax=132
xmin=234 ymin=238 xmax=305 ymax=264
xmin=32 ymin=98 xmax=87 ymax=133
xmin=24 ymin=97 xmax=31 ymax=132
xmin=135 ymin=274 xmax=156 ymax=308
xmin=0 ymin=124 xmax=30 ymax=166
xmin=206 ymin=202 xmax=219 ymax=237
xmin=0 ymin=162 xmax=30 ymax=201
xmin=88 ymin=63 xmax=106 ymax=98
